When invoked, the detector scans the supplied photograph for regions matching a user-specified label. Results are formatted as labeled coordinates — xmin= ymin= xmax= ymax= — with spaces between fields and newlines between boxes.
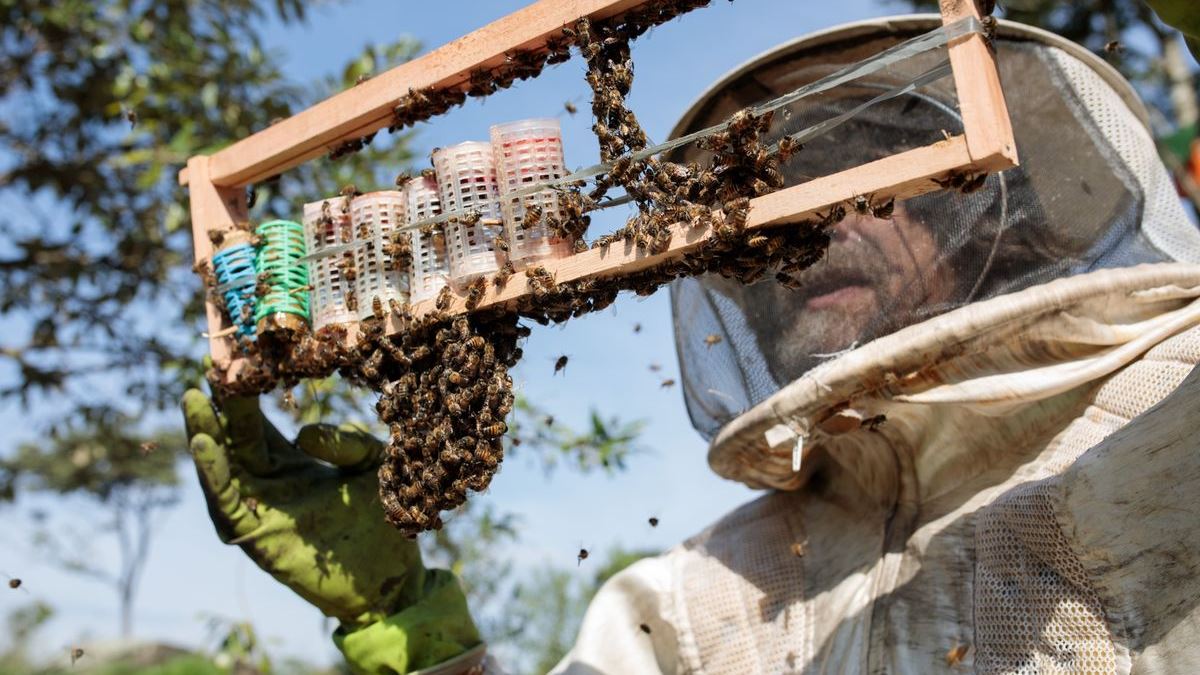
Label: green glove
xmin=181 ymin=389 xmax=482 ymax=674
xmin=1146 ymin=0 xmax=1200 ymax=61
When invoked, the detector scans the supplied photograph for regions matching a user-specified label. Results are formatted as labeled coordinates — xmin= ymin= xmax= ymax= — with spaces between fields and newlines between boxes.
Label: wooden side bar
xmin=178 ymin=0 xmax=655 ymax=189
xmin=187 ymin=156 xmax=249 ymax=369
xmin=941 ymin=0 xmax=1017 ymax=168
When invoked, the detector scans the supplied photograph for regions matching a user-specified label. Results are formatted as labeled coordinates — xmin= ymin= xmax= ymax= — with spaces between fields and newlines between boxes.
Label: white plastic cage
xmin=301 ymin=197 xmax=358 ymax=330
xmin=406 ymin=176 xmax=450 ymax=304
xmin=491 ymin=118 xmax=572 ymax=262
xmin=432 ymin=141 xmax=505 ymax=281
xmin=350 ymin=191 xmax=410 ymax=319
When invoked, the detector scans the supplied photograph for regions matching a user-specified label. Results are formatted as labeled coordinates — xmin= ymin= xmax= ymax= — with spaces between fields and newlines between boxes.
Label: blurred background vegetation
xmin=0 ymin=0 xmax=1195 ymax=672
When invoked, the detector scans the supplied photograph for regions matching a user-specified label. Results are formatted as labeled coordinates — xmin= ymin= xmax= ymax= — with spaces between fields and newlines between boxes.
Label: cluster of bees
xmin=206 ymin=0 xmax=857 ymax=535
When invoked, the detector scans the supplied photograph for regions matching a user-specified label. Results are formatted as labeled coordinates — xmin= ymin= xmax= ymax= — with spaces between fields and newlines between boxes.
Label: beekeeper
xmin=182 ymin=14 xmax=1200 ymax=675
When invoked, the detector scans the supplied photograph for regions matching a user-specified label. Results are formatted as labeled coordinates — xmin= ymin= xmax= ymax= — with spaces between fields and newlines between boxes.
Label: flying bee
xmin=577 ymin=548 xmax=589 ymax=566
xmin=1104 ymin=40 xmax=1124 ymax=55
xmin=639 ymin=623 xmax=652 ymax=635
xmin=7 ymin=578 xmax=21 ymax=589
xmin=648 ymin=516 xmax=658 ymax=527
xmin=71 ymin=648 xmax=85 ymax=665
xmin=648 ymin=362 xmax=661 ymax=372
xmin=122 ymin=107 xmax=137 ymax=128
xmin=139 ymin=441 xmax=158 ymax=456
xmin=703 ymin=334 xmax=722 ymax=348
xmin=553 ymin=355 xmax=568 ymax=375
xmin=564 ymin=100 xmax=578 ymax=115
xmin=660 ymin=378 xmax=676 ymax=389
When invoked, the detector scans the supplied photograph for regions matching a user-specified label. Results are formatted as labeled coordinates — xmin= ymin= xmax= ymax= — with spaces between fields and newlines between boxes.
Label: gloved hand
xmin=181 ymin=389 xmax=482 ymax=674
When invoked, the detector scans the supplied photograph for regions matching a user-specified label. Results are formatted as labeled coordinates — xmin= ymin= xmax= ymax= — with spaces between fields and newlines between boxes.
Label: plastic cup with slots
xmin=301 ymin=197 xmax=358 ymax=331
xmin=491 ymin=118 xmax=572 ymax=262
xmin=432 ymin=142 xmax=505 ymax=282
xmin=405 ymin=176 xmax=450 ymax=304
xmin=350 ymin=191 xmax=410 ymax=320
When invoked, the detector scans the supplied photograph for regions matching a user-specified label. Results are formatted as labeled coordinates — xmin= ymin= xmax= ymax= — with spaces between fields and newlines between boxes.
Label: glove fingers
xmin=295 ymin=424 xmax=385 ymax=469
xmin=191 ymin=433 xmax=260 ymax=542
xmin=219 ymin=397 xmax=279 ymax=476
xmin=182 ymin=389 xmax=224 ymax=443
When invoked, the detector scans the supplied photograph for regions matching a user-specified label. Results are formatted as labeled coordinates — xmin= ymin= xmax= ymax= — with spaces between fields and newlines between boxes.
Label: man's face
xmin=732 ymin=203 xmax=955 ymax=383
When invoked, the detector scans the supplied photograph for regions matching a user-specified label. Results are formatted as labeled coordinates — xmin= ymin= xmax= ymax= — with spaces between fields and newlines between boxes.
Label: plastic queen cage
xmin=432 ymin=141 xmax=505 ymax=282
xmin=406 ymin=176 xmax=450 ymax=304
xmin=302 ymin=197 xmax=358 ymax=331
xmin=491 ymin=118 xmax=572 ymax=262
xmin=350 ymin=191 xmax=410 ymax=319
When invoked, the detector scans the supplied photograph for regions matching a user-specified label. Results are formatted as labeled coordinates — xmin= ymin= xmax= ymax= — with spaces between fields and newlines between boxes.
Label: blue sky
xmin=0 ymin=0 xmax=975 ymax=667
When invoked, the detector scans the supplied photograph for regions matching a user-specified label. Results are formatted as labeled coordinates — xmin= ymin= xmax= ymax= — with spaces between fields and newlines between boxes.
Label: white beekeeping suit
xmin=552 ymin=16 xmax=1200 ymax=675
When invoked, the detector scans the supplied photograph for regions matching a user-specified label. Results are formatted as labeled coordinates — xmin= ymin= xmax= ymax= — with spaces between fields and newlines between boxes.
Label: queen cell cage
xmin=406 ymin=176 xmax=451 ymax=304
xmin=301 ymin=196 xmax=358 ymax=331
xmin=349 ymin=191 xmax=410 ymax=319
xmin=490 ymin=118 xmax=572 ymax=262
xmin=432 ymin=141 xmax=505 ymax=282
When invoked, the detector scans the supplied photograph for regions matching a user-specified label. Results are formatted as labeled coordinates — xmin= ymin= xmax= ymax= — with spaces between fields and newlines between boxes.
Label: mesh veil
xmin=669 ymin=18 xmax=1200 ymax=440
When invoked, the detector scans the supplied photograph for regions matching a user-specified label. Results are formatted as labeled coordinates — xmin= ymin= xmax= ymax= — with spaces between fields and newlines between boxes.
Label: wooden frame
xmin=185 ymin=0 xmax=1016 ymax=377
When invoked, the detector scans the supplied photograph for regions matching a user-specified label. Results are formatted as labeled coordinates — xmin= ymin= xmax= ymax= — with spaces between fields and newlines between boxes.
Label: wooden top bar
xmin=178 ymin=0 xmax=653 ymax=189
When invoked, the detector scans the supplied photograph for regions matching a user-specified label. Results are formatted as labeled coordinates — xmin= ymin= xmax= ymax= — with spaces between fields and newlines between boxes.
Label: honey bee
xmin=639 ymin=623 xmax=652 ymax=635
xmin=564 ymin=100 xmax=578 ymax=115
xmin=960 ymin=172 xmax=988 ymax=194
xmin=633 ymin=323 xmax=642 ymax=334
xmin=776 ymin=135 xmax=802 ymax=162
xmin=871 ymin=197 xmax=895 ymax=220
xmin=851 ymin=194 xmax=871 ymax=217
xmin=494 ymin=260 xmax=516 ymax=287
xmin=572 ymin=238 xmax=588 ymax=254
xmin=435 ymin=285 xmax=454 ymax=311
xmin=553 ymin=355 xmax=568 ymax=375
xmin=790 ymin=541 xmax=807 ymax=558
xmin=207 ymin=229 xmax=226 ymax=247
xmin=703 ymin=334 xmax=722 ymax=348
xmin=465 ymin=276 xmax=489 ymax=311
xmin=421 ymin=167 xmax=436 ymax=180
xmin=945 ymin=644 xmax=969 ymax=667
xmin=139 ymin=441 xmax=158 ymax=456
xmin=395 ymin=172 xmax=413 ymax=189
xmin=862 ymin=414 xmax=887 ymax=432
xmin=648 ymin=516 xmax=658 ymax=527
xmin=71 ymin=648 xmax=85 ymax=665
xmin=577 ymin=548 xmax=589 ymax=566
xmin=339 ymin=184 xmax=360 ymax=198
xmin=648 ymin=362 xmax=661 ymax=372
xmin=7 ymin=578 xmax=21 ymax=589
xmin=494 ymin=236 xmax=509 ymax=253
xmin=522 ymin=204 xmax=543 ymax=230
xmin=1104 ymin=40 xmax=1123 ymax=54
xmin=480 ymin=420 xmax=507 ymax=438
xmin=660 ymin=378 xmax=676 ymax=389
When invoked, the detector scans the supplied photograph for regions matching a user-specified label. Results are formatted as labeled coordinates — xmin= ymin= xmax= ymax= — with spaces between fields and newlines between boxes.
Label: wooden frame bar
xmin=185 ymin=0 xmax=1016 ymax=377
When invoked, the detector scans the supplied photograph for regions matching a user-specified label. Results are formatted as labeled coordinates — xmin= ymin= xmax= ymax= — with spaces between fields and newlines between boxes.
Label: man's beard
xmin=740 ymin=230 xmax=923 ymax=384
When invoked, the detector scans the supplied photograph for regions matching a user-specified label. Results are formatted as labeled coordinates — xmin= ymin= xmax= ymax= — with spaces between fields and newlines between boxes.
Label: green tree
xmin=2 ymin=413 xmax=184 ymax=637
xmin=0 ymin=0 xmax=420 ymax=638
